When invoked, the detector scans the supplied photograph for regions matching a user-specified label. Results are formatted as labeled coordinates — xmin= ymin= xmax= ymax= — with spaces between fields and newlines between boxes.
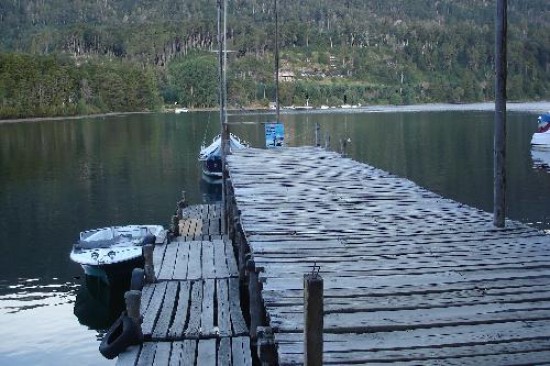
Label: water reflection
xmin=73 ymin=275 xmax=126 ymax=331
xmin=531 ymin=147 xmax=550 ymax=172
xmin=0 ymin=278 xmax=77 ymax=315
xmin=200 ymin=175 xmax=222 ymax=203
xmin=1 ymin=108 xmax=550 ymax=364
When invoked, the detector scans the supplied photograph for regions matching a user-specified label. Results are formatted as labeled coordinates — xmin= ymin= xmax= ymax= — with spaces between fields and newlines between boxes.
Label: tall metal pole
xmin=494 ymin=0 xmax=507 ymax=228
xmin=221 ymin=0 xmax=230 ymax=233
xmin=217 ymin=0 xmax=227 ymax=233
xmin=275 ymin=0 xmax=280 ymax=122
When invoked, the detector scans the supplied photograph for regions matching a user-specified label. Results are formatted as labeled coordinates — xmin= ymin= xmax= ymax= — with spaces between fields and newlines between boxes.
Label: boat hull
xmin=531 ymin=131 xmax=550 ymax=146
xmin=79 ymin=256 xmax=144 ymax=281
xmin=70 ymin=225 xmax=165 ymax=281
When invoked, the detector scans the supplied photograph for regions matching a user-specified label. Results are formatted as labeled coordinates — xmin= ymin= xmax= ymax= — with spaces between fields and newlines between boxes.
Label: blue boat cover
xmin=537 ymin=113 xmax=550 ymax=133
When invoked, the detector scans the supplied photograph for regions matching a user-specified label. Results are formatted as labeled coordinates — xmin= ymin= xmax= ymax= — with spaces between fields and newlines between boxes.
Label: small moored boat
xmin=198 ymin=133 xmax=249 ymax=179
xmin=531 ymin=113 xmax=550 ymax=146
xmin=70 ymin=225 xmax=165 ymax=279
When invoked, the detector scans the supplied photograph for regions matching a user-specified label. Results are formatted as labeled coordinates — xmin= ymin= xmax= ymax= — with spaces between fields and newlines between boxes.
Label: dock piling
xmin=315 ymin=122 xmax=321 ymax=147
xmin=171 ymin=214 xmax=179 ymax=237
xmin=257 ymin=326 xmax=277 ymax=365
xmin=247 ymin=259 xmax=262 ymax=340
xmin=143 ymin=244 xmax=156 ymax=283
xmin=304 ymin=272 xmax=323 ymax=366
xmin=125 ymin=289 xmax=142 ymax=328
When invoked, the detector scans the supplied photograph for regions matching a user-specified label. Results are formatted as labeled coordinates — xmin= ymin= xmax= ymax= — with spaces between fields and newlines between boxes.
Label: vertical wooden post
xmin=304 ymin=273 xmax=323 ymax=366
xmin=218 ymin=0 xmax=229 ymax=235
xmin=257 ymin=326 xmax=277 ymax=365
xmin=178 ymin=190 xmax=188 ymax=219
xmin=238 ymin=230 xmax=246 ymax=278
xmin=324 ymin=134 xmax=330 ymax=150
xmin=340 ymin=138 xmax=349 ymax=157
xmin=171 ymin=214 xmax=179 ymax=237
xmin=247 ymin=259 xmax=261 ymax=340
xmin=143 ymin=244 xmax=156 ymax=283
xmin=275 ymin=0 xmax=280 ymax=123
xmin=130 ymin=268 xmax=145 ymax=291
xmin=125 ymin=289 xmax=142 ymax=329
xmin=494 ymin=0 xmax=507 ymax=228
xmin=315 ymin=122 xmax=321 ymax=147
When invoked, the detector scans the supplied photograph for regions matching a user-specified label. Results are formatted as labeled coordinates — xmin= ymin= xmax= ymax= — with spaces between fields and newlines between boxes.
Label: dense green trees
xmin=0 ymin=0 xmax=549 ymax=118
xmin=167 ymin=54 xmax=218 ymax=108
xmin=0 ymin=54 xmax=161 ymax=118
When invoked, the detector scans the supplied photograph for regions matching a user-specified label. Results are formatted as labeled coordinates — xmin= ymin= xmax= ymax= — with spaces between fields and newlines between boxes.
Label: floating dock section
xmin=116 ymin=204 xmax=252 ymax=366
xmin=227 ymin=146 xmax=550 ymax=365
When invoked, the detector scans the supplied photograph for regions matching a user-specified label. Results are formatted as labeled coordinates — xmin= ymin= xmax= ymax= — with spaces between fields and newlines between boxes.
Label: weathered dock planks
xmin=116 ymin=204 xmax=251 ymax=366
xmin=139 ymin=277 xmax=248 ymax=340
xmin=227 ymin=146 xmax=550 ymax=365
xmin=153 ymin=239 xmax=239 ymax=281
xmin=179 ymin=203 xmax=222 ymax=240
xmin=116 ymin=338 xmax=252 ymax=366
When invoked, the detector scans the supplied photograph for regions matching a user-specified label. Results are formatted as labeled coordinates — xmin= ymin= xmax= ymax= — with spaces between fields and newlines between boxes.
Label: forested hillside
xmin=0 ymin=0 xmax=549 ymax=118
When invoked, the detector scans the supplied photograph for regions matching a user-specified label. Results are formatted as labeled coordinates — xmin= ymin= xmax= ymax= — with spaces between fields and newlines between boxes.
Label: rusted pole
xmin=304 ymin=272 xmax=323 ymax=365
xmin=494 ymin=0 xmax=507 ymax=228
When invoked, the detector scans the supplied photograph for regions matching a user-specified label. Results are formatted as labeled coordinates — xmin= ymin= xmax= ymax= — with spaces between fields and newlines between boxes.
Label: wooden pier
xmin=227 ymin=146 xmax=550 ymax=365
xmin=116 ymin=203 xmax=252 ymax=366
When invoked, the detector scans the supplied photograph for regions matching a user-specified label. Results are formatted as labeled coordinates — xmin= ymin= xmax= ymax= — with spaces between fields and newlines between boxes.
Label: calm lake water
xmin=1 ymin=105 xmax=550 ymax=365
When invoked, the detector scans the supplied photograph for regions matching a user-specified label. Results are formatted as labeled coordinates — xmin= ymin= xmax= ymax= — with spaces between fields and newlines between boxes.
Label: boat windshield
xmin=77 ymin=226 xmax=149 ymax=249
xmin=538 ymin=113 xmax=550 ymax=133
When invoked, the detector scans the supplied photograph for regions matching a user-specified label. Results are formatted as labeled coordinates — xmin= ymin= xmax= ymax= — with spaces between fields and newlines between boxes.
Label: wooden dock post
xmin=171 ymin=214 xmax=179 ymax=237
xmin=315 ymin=122 xmax=321 ymax=147
xmin=257 ymin=326 xmax=277 ymax=365
xmin=304 ymin=272 xmax=323 ymax=366
xmin=143 ymin=244 xmax=156 ymax=283
xmin=247 ymin=259 xmax=262 ymax=340
xmin=236 ymin=226 xmax=247 ymax=278
xmin=125 ymin=289 xmax=142 ymax=328
xmin=494 ymin=0 xmax=507 ymax=228
xmin=177 ymin=190 xmax=188 ymax=219
xmin=324 ymin=134 xmax=330 ymax=150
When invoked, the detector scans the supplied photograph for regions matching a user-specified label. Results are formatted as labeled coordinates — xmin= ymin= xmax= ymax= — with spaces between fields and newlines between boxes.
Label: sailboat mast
xmin=217 ymin=0 xmax=228 ymax=233
xmin=275 ymin=0 xmax=280 ymax=122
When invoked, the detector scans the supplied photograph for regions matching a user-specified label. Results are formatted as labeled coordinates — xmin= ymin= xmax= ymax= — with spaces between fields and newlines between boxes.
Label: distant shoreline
xmin=1 ymin=101 xmax=549 ymax=124
xmin=0 ymin=111 xmax=152 ymax=124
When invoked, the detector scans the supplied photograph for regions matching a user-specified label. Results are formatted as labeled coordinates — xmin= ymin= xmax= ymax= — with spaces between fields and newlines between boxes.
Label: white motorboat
xmin=531 ymin=146 xmax=550 ymax=172
xmin=531 ymin=113 xmax=550 ymax=146
xmin=70 ymin=225 xmax=166 ymax=278
xmin=198 ymin=133 xmax=249 ymax=178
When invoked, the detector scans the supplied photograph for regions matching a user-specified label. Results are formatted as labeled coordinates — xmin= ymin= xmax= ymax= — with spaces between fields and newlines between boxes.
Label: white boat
xmin=175 ymin=108 xmax=189 ymax=114
xmin=531 ymin=113 xmax=550 ymax=146
xmin=531 ymin=146 xmax=550 ymax=172
xmin=70 ymin=225 xmax=166 ymax=279
xmin=198 ymin=133 xmax=249 ymax=178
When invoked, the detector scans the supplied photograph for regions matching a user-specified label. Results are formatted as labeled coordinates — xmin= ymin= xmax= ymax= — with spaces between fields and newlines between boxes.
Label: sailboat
xmin=531 ymin=113 xmax=550 ymax=146
xmin=198 ymin=0 xmax=248 ymax=179
xmin=198 ymin=133 xmax=249 ymax=179
xmin=265 ymin=0 xmax=285 ymax=148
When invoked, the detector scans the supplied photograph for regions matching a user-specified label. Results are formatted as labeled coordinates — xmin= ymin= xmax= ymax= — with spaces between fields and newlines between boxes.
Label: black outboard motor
xmin=206 ymin=155 xmax=222 ymax=173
